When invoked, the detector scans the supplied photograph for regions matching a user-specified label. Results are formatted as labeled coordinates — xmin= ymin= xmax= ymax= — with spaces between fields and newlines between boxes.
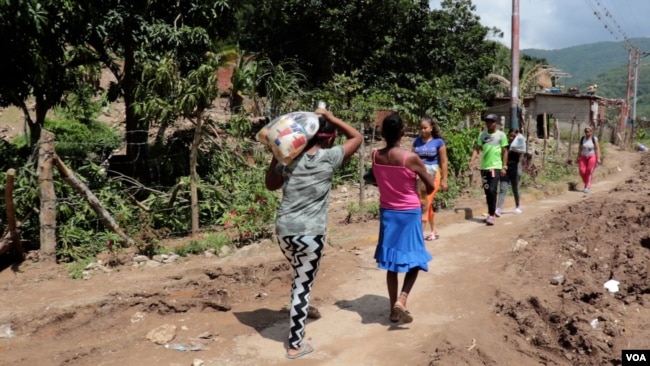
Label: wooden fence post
xmin=0 ymin=169 xmax=22 ymax=258
xmin=190 ymin=115 xmax=202 ymax=236
xmin=554 ymin=118 xmax=560 ymax=152
xmin=525 ymin=115 xmax=531 ymax=154
xmin=359 ymin=121 xmax=365 ymax=207
xmin=542 ymin=113 xmax=548 ymax=167
xmin=38 ymin=130 xmax=57 ymax=260
xmin=568 ymin=116 xmax=576 ymax=160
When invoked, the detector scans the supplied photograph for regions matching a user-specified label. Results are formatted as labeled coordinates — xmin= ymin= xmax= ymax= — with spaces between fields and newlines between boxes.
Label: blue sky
xmin=430 ymin=0 xmax=650 ymax=50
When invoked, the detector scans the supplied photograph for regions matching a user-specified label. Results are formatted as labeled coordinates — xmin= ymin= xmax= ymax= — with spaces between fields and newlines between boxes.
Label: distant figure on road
xmin=496 ymin=129 xmax=525 ymax=216
xmin=372 ymin=112 xmax=434 ymax=324
xmin=576 ymin=126 xmax=601 ymax=194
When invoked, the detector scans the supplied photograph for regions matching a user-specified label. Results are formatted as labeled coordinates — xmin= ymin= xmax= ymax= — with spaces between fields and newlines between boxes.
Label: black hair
xmin=420 ymin=116 xmax=444 ymax=139
xmin=381 ymin=113 xmax=404 ymax=145
xmin=306 ymin=115 xmax=336 ymax=149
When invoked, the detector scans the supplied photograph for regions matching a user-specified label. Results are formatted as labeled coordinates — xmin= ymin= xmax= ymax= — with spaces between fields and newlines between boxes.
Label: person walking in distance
xmin=372 ymin=113 xmax=435 ymax=324
xmin=265 ymin=107 xmax=362 ymax=359
xmin=496 ymin=129 xmax=525 ymax=216
xmin=469 ymin=114 xmax=508 ymax=226
xmin=576 ymin=126 xmax=601 ymax=193
xmin=412 ymin=116 xmax=448 ymax=240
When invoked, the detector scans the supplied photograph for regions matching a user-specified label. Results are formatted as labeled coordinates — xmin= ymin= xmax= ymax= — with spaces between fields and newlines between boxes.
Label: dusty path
xmin=1 ymin=147 xmax=647 ymax=366
xmin=204 ymin=148 xmax=641 ymax=366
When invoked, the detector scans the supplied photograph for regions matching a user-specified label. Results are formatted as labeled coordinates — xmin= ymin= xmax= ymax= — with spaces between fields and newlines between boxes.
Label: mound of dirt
xmin=493 ymin=156 xmax=650 ymax=365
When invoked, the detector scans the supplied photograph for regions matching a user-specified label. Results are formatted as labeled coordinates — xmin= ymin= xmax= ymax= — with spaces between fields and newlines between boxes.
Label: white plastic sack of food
xmin=510 ymin=133 xmax=526 ymax=153
xmin=256 ymin=112 xmax=321 ymax=164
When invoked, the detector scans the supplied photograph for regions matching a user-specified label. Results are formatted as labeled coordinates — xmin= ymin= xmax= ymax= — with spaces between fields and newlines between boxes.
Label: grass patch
xmin=172 ymin=233 xmax=231 ymax=256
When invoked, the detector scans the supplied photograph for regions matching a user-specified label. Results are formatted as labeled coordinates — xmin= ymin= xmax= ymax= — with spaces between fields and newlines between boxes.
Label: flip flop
xmin=389 ymin=310 xmax=400 ymax=323
xmin=286 ymin=341 xmax=314 ymax=359
xmin=425 ymin=233 xmax=436 ymax=241
xmin=392 ymin=303 xmax=413 ymax=324
xmin=307 ymin=305 xmax=321 ymax=319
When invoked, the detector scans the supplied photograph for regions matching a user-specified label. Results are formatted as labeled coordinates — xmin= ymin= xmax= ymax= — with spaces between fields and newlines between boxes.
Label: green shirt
xmin=477 ymin=130 xmax=508 ymax=169
xmin=274 ymin=145 xmax=345 ymax=236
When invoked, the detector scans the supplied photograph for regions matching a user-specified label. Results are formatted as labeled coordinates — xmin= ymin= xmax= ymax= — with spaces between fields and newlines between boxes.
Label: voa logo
xmin=625 ymin=354 xmax=646 ymax=362
xmin=622 ymin=350 xmax=649 ymax=365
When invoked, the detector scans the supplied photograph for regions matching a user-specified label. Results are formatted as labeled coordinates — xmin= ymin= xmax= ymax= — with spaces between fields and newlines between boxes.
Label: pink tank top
xmin=372 ymin=149 xmax=420 ymax=210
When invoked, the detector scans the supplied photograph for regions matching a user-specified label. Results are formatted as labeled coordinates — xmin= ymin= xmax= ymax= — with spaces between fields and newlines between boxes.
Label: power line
xmin=584 ymin=0 xmax=637 ymax=50
xmin=616 ymin=0 xmax=643 ymax=42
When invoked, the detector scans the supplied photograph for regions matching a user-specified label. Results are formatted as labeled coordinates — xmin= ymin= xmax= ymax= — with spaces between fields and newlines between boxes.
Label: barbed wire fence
xmin=5 ymin=127 xmax=267 ymax=258
xmin=3 ymin=105 xmax=401 ymax=261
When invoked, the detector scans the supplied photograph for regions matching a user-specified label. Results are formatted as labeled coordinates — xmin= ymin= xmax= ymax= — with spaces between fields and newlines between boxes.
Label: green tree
xmin=1 ymin=0 xmax=239 ymax=177
xmin=178 ymin=56 xmax=221 ymax=234
xmin=239 ymin=0 xmax=497 ymax=121
xmin=79 ymin=0 xmax=237 ymax=179
xmin=0 ymin=0 xmax=95 ymax=146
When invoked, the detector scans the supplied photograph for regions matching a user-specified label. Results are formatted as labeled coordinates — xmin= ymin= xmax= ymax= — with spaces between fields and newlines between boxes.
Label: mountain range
xmin=522 ymin=37 xmax=650 ymax=121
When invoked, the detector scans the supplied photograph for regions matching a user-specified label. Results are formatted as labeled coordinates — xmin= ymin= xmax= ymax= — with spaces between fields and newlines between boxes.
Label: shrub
xmin=44 ymin=118 xmax=122 ymax=170
xmin=173 ymin=233 xmax=231 ymax=256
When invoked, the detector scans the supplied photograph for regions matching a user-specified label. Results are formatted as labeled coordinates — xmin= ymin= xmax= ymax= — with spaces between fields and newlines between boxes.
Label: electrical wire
xmin=583 ymin=0 xmax=637 ymax=50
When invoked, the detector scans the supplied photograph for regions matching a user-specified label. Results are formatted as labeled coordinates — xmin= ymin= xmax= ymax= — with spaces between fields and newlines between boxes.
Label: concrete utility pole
xmin=621 ymin=48 xmax=634 ymax=143
xmin=632 ymin=51 xmax=650 ymax=123
xmin=632 ymin=50 xmax=640 ymax=124
xmin=631 ymin=50 xmax=650 ymax=143
xmin=510 ymin=0 xmax=520 ymax=130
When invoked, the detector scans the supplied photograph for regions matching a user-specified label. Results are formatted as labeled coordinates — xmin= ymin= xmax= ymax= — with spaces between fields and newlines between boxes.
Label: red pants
xmin=578 ymin=154 xmax=597 ymax=189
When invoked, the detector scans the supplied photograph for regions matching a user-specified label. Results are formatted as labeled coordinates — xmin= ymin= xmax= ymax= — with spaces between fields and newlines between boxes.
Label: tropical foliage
xmin=0 ymin=0 xmax=518 ymax=264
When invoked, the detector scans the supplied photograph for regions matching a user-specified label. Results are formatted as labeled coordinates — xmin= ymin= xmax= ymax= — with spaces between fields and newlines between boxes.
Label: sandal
xmin=425 ymin=233 xmax=436 ymax=241
xmin=389 ymin=309 xmax=400 ymax=323
xmin=286 ymin=341 xmax=314 ymax=359
xmin=392 ymin=302 xmax=413 ymax=324
xmin=307 ymin=305 xmax=321 ymax=319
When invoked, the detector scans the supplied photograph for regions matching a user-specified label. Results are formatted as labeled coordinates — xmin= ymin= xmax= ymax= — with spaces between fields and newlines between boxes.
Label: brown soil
xmin=1 ymin=144 xmax=649 ymax=366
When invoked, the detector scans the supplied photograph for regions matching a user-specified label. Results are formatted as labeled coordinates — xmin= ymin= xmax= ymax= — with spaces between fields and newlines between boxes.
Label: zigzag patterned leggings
xmin=278 ymin=235 xmax=324 ymax=349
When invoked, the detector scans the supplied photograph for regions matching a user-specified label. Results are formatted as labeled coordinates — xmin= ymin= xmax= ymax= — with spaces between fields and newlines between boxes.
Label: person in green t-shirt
xmin=469 ymin=114 xmax=508 ymax=226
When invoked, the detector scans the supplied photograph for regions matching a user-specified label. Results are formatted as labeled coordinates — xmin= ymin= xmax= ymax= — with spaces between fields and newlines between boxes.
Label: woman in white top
xmin=576 ymin=126 xmax=601 ymax=193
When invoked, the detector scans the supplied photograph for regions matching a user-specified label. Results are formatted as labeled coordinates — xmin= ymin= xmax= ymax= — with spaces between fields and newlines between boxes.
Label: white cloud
xmin=430 ymin=0 xmax=650 ymax=50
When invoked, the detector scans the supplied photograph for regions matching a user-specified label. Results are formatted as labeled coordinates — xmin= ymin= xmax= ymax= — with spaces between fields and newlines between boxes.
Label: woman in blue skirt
xmin=372 ymin=113 xmax=435 ymax=323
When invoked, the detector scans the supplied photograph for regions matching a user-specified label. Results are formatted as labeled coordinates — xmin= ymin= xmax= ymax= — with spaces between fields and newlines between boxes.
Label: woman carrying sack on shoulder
xmin=576 ymin=126 xmax=601 ymax=194
xmin=265 ymin=107 xmax=362 ymax=359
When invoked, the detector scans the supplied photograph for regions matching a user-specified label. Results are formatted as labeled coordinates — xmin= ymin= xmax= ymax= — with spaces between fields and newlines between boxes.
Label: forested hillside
xmin=523 ymin=37 xmax=650 ymax=121
xmin=581 ymin=63 xmax=650 ymax=121
xmin=522 ymin=37 xmax=650 ymax=85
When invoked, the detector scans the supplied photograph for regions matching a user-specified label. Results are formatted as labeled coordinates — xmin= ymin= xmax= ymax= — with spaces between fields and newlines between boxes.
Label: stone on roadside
xmin=146 ymin=324 xmax=177 ymax=345
xmin=218 ymin=245 xmax=233 ymax=257
xmin=511 ymin=238 xmax=529 ymax=252
xmin=132 ymin=255 xmax=149 ymax=263
xmin=145 ymin=260 xmax=162 ymax=268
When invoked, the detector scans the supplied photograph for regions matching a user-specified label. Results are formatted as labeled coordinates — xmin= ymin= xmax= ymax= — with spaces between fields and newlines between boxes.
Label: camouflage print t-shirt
xmin=274 ymin=145 xmax=345 ymax=236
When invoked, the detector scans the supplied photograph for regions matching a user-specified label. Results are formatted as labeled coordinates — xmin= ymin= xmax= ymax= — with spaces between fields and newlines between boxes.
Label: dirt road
xmin=1 ymin=147 xmax=648 ymax=366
